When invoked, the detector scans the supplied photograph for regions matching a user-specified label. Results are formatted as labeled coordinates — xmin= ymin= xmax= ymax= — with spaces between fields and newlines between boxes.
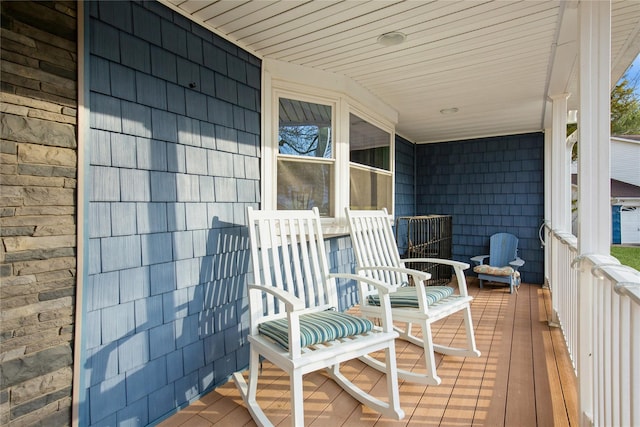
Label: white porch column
xmin=548 ymin=93 xmax=570 ymax=325
xmin=577 ymin=1 xmax=611 ymax=253
xmin=577 ymin=1 xmax=611 ymax=425
xmin=543 ymin=128 xmax=552 ymax=289
xmin=550 ymin=94 xmax=571 ymax=233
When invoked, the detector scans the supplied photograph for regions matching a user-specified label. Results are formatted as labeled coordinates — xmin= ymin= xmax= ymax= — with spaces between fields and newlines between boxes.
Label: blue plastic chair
xmin=471 ymin=233 xmax=524 ymax=294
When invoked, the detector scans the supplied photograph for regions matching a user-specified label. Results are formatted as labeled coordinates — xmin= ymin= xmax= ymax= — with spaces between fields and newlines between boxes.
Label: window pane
xmin=349 ymin=165 xmax=392 ymax=211
xmin=349 ymin=113 xmax=390 ymax=170
xmin=279 ymin=98 xmax=332 ymax=158
xmin=278 ymin=159 xmax=334 ymax=216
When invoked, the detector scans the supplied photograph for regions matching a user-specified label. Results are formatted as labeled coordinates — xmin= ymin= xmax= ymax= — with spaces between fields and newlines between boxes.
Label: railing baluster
xmin=548 ymin=229 xmax=640 ymax=426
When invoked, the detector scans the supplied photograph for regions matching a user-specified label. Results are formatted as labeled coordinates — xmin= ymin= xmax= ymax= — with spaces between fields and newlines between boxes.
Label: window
xmin=349 ymin=113 xmax=392 ymax=210
xmin=276 ymin=97 xmax=335 ymax=216
xmin=265 ymin=76 xmax=395 ymax=231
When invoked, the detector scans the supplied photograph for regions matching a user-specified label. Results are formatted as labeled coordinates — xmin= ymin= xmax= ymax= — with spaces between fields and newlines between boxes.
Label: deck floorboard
xmin=159 ymin=281 xmax=577 ymax=427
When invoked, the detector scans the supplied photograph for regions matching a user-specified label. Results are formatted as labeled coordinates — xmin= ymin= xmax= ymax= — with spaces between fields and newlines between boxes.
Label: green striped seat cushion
xmin=259 ymin=310 xmax=374 ymax=350
xmin=367 ymin=285 xmax=455 ymax=308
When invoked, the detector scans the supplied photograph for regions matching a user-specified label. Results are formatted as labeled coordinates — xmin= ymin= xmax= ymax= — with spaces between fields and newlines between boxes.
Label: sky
xmin=623 ymin=53 xmax=640 ymax=96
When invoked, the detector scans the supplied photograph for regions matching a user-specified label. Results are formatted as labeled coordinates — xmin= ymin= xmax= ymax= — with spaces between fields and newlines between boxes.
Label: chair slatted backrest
xmin=347 ymin=208 xmax=409 ymax=287
xmin=489 ymin=233 xmax=519 ymax=267
xmin=247 ymin=207 xmax=337 ymax=322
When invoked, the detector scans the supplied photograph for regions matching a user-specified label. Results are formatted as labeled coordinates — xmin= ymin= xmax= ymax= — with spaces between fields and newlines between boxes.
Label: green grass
xmin=611 ymin=246 xmax=640 ymax=271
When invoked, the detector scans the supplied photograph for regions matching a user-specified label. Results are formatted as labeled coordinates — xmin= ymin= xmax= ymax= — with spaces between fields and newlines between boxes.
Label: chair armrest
xmin=509 ymin=258 xmax=525 ymax=269
xmin=329 ymin=273 xmax=398 ymax=333
xmin=248 ymin=284 xmax=305 ymax=311
xmin=470 ymin=255 xmax=489 ymax=265
xmin=403 ymin=258 xmax=470 ymax=271
xmin=355 ymin=266 xmax=431 ymax=283
xmin=402 ymin=258 xmax=471 ymax=297
xmin=329 ymin=273 xmax=399 ymax=294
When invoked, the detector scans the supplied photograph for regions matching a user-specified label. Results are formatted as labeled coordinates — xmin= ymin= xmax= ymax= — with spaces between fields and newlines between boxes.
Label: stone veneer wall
xmin=1 ymin=1 xmax=78 ymax=426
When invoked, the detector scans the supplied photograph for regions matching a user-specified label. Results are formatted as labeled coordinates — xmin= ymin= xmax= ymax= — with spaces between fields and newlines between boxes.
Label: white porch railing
xmin=546 ymin=227 xmax=640 ymax=427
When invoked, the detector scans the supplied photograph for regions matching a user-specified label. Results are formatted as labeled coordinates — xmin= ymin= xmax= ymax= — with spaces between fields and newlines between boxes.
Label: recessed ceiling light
xmin=377 ymin=31 xmax=407 ymax=47
xmin=440 ymin=107 xmax=459 ymax=114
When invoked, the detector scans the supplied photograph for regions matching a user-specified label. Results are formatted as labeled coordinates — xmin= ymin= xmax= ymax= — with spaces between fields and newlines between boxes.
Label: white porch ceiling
xmin=163 ymin=0 xmax=640 ymax=144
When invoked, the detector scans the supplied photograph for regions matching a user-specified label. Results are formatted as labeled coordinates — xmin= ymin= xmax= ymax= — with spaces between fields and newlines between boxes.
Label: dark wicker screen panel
xmin=395 ymin=215 xmax=453 ymax=285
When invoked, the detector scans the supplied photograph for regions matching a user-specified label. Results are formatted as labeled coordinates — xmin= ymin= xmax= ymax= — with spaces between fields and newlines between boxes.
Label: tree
xmin=611 ymin=74 xmax=640 ymax=134
xmin=570 ymin=71 xmax=640 ymax=161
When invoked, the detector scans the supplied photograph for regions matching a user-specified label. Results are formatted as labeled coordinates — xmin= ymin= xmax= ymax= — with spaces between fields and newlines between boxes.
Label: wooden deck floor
xmin=159 ymin=280 xmax=578 ymax=427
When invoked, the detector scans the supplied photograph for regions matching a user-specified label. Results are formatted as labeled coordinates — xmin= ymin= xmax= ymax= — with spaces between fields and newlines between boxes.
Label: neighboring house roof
xmin=571 ymin=175 xmax=640 ymax=199
xmin=612 ymin=135 xmax=640 ymax=143
xmin=611 ymin=179 xmax=640 ymax=198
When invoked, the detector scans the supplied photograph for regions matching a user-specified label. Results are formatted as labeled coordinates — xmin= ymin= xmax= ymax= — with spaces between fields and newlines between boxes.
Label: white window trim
xmin=262 ymin=60 xmax=397 ymax=234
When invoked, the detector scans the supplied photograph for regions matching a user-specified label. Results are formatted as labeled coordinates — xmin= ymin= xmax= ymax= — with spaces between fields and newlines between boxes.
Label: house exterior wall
xmin=611 ymin=137 xmax=640 ymax=187
xmin=80 ymin=2 xmax=357 ymax=425
xmin=81 ymin=1 xmax=261 ymax=425
xmin=0 ymin=2 xmax=552 ymax=425
xmin=0 ymin=2 xmax=78 ymax=425
xmin=415 ymin=133 xmax=545 ymax=285
xmin=394 ymin=135 xmax=416 ymax=251
xmin=394 ymin=135 xmax=416 ymax=218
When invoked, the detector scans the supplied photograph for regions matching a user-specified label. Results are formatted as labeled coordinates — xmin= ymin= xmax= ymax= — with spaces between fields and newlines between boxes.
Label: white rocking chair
xmin=233 ymin=207 xmax=404 ymax=427
xmin=346 ymin=208 xmax=481 ymax=385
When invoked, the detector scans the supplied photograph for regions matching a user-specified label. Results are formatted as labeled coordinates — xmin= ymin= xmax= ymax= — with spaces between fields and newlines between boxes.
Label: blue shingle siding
xmin=174 ymin=371 xmax=200 ymax=406
xmin=89 ymin=203 xmax=111 ymax=238
xmin=110 ymin=62 xmax=137 ymax=101
xmin=86 ymin=344 xmax=116 ymax=387
xmin=208 ymin=98 xmax=234 ymax=128
xmin=111 ymin=203 xmax=137 ymax=236
xmin=152 ymin=109 xmax=178 ymax=142
xmin=120 ymin=32 xmax=151 ymax=73
xmin=82 ymin=1 xmax=262 ymax=425
xmin=215 ymin=126 xmax=239 ymax=153
xmin=117 ymin=331 xmax=149 ymax=373
xmin=90 ymin=129 xmax=112 ymax=166
xmin=89 ymin=374 xmax=126 ymax=424
xmin=97 ymin=1 xmax=132 ymax=32
xmin=125 ymin=357 xmax=168 ymax=403
xmin=134 ymin=295 xmax=163 ymax=332
xmin=90 ymin=20 xmax=120 ymax=62
xmin=150 ymin=45 xmax=177 ymax=83
xmin=186 ymin=32 xmax=204 ymax=64
xmin=394 ymin=135 xmax=417 ymax=252
xmin=184 ymin=146 xmax=208 ymax=174
xmin=87 ymin=271 xmax=119 ymax=311
xmin=177 ymin=56 xmax=201 ymax=89
xmin=121 ymin=101 xmax=152 ymax=137
xmin=120 ymin=169 xmax=151 ymax=202
xmin=117 ymin=398 xmax=148 ymax=427
xmin=100 ymin=235 xmax=142 ymax=272
xmin=394 ymin=135 xmax=415 ymax=219
xmin=90 ymin=56 xmax=111 ymax=95
xmin=101 ymin=302 xmax=135 ymax=343
xmin=415 ymin=133 xmax=545 ymax=284
xmin=90 ymin=93 xmax=122 ymax=132
xmin=137 ymin=138 xmax=168 ymax=171
xmin=132 ymin=3 xmax=161 ymax=45
xmin=148 ymin=385 xmax=175 ymax=422
xmin=185 ymin=89 xmax=209 ymax=121
xmin=167 ymin=83 xmax=186 ymax=115
xmin=119 ymin=266 xmax=150 ymax=303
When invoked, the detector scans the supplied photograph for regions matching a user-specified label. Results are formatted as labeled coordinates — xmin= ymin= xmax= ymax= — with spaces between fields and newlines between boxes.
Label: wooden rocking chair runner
xmin=233 ymin=207 xmax=404 ymax=427
xmin=345 ymin=208 xmax=481 ymax=386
